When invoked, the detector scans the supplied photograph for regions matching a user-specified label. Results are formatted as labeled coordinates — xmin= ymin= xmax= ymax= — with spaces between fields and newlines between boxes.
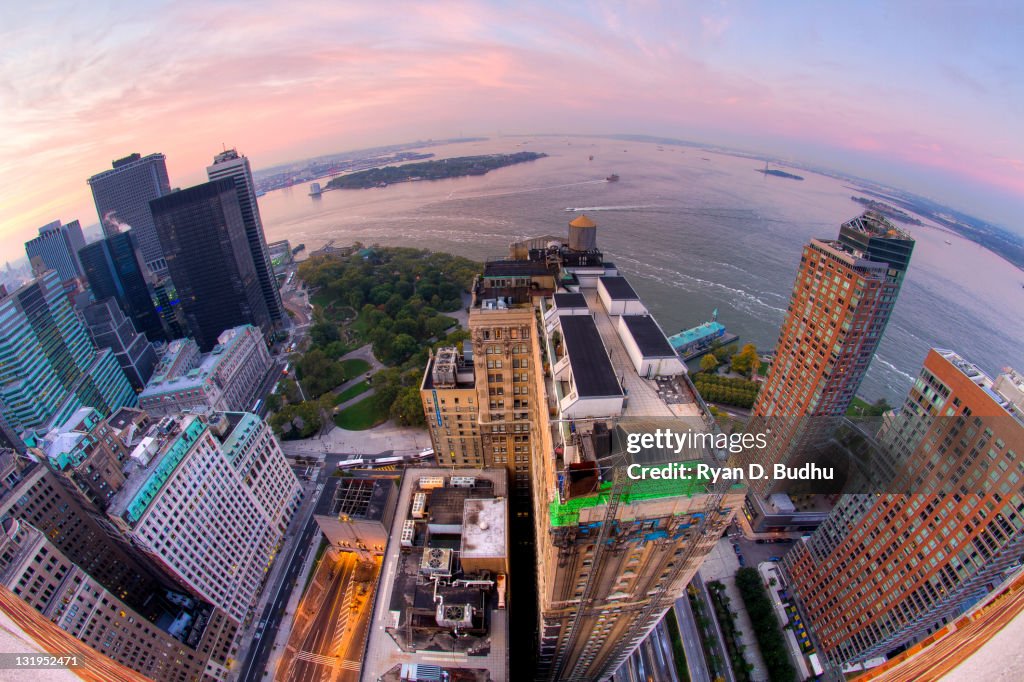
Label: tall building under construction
xmin=420 ymin=215 xmax=745 ymax=680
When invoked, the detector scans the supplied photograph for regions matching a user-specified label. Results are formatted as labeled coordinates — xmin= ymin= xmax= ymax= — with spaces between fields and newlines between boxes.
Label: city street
xmin=236 ymin=472 xmax=333 ymax=682
xmin=278 ymin=553 xmax=379 ymax=682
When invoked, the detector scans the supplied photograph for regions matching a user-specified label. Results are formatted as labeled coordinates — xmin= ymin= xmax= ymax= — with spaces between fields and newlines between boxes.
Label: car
xmin=769 ymin=556 xmax=782 ymax=562
xmin=737 ymin=555 xmax=746 ymax=566
xmin=755 ymin=539 xmax=766 ymax=544
xmin=732 ymin=544 xmax=741 ymax=554
xmin=778 ymin=538 xmax=796 ymax=544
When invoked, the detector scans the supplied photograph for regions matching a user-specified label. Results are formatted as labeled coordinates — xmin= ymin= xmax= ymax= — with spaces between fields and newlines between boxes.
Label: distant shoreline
xmin=325 ymin=152 xmax=548 ymax=190
xmin=756 ymin=168 xmax=804 ymax=181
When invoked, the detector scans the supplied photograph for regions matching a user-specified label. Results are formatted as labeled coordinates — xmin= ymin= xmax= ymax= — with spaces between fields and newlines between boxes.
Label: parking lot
xmin=729 ymin=529 xmax=799 ymax=568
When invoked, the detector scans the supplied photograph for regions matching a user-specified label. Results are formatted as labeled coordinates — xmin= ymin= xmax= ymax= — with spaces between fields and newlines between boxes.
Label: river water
xmin=258 ymin=136 xmax=1024 ymax=404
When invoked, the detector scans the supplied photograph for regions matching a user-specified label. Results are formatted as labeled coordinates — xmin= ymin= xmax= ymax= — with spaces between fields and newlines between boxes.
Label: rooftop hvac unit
xmin=418 ymin=476 xmax=444 ymax=490
xmin=400 ymin=520 xmax=415 ymax=548
xmin=411 ymin=492 xmax=427 ymax=519
xmin=450 ymin=476 xmax=476 ymax=488
xmin=435 ymin=602 xmax=474 ymax=629
xmin=419 ymin=547 xmax=452 ymax=576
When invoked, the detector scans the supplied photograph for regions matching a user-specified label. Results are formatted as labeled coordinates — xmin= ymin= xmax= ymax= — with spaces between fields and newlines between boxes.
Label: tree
xmin=310 ymin=322 xmax=341 ymax=348
xmin=700 ymin=353 xmax=719 ymax=373
xmin=391 ymin=387 xmax=426 ymax=426
xmin=730 ymin=344 xmax=760 ymax=376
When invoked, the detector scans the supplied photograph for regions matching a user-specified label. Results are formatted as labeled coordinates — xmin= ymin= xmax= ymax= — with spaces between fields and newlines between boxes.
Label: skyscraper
xmin=206 ymin=149 xmax=284 ymax=325
xmin=745 ymin=211 xmax=914 ymax=530
xmin=420 ymin=216 xmax=742 ymax=680
xmin=24 ymin=219 xmax=86 ymax=290
xmin=0 ymin=517 xmax=237 ymax=682
xmin=0 ymin=270 xmax=136 ymax=433
xmin=78 ymin=230 xmax=166 ymax=341
xmin=783 ymin=349 xmax=1024 ymax=668
xmin=105 ymin=412 xmax=301 ymax=623
xmin=150 ymin=179 xmax=272 ymax=350
xmin=87 ymin=153 xmax=172 ymax=275
xmin=79 ymin=298 xmax=158 ymax=391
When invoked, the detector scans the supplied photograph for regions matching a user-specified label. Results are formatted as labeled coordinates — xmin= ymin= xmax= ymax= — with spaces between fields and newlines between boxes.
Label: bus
xmin=252 ymin=399 xmax=263 ymax=414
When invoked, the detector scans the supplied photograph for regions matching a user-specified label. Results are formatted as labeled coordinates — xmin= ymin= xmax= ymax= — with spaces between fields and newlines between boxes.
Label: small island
xmin=850 ymin=196 xmax=923 ymax=225
xmin=756 ymin=167 xmax=804 ymax=181
xmin=326 ymin=152 xmax=548 ymax=190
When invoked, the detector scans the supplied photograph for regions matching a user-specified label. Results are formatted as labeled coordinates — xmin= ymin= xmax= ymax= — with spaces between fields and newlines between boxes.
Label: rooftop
xmin=461 ymin=499 xmax=506 ymax=559
xmin=669 ymin=320 xmax=726 ymax=348
xmin=106 ymin=416 xmax=208 ymax=523
xmin=553 ymin=292 xmax=587 ymax=309
xmin=599 ymin=275 xmax=639 ymax=300
xmin=324 ymin=477 xmax=396 ymax=521
xmin=559 ymin=315 xmax=623 ymax=398
xmin=482 ymin=260 xmax=552 ymax=278
xmin=621 ymin=315 xmax=676 ymax=358
xmin=140 ymin=325 xmax=255 ymax=398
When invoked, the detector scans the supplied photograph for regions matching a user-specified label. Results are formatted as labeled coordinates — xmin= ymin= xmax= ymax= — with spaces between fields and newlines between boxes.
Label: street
xmin=236 ymin=471 xmax=333 ymax=682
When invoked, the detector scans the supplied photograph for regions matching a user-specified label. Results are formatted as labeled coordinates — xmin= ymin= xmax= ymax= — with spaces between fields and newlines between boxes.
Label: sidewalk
xmin=700 ymin=539 xmax=769 ymax=682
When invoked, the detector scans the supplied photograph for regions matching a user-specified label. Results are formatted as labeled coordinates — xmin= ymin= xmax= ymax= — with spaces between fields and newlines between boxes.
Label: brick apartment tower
xmin=745 ymin=212 xmax=914 ymax=530
xmin=783 ymin=349 xmax=1024 ymax=667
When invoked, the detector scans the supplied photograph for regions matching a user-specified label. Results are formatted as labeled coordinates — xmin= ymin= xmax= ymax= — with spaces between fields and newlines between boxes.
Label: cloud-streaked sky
xmin=2 ymin=0 xmax=1022 ymax=263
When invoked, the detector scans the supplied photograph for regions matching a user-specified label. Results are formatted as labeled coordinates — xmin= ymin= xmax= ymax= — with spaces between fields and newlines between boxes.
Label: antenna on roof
xmin=222 ymin=143 xmax=227 ymax=152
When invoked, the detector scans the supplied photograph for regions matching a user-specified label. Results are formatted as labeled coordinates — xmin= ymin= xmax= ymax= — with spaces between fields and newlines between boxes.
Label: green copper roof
xmin=125 ymin=418 xmax=207 ymax=523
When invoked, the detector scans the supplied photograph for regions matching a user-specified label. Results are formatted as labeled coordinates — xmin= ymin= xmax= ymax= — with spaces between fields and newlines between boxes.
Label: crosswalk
xmin=331 ymin=582 xmax=356 ymax=651
xmin=292 ymin=650 xmax=361 ymax=673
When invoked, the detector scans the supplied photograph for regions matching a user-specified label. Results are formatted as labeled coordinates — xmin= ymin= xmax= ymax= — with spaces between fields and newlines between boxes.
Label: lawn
xmin=339 ymin=358 xmax=371 ymax=380
xmin=846 ymin=396 xmax=870 ymax=416
xmin=333 ymin=395 xmax=388 ymax=430
xmin=334 ymin=380 xmax=371 ymax=404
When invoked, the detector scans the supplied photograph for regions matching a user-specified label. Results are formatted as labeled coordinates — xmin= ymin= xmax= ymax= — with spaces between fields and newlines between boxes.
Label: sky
xmin=1 ymin=0 xmax=1022 ymax=264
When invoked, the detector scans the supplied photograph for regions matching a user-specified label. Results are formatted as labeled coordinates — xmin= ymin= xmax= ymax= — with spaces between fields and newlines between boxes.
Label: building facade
xmin=150 ymin=179 xmax=272 ymax=350
xmin=783 ymin=349 xmax=1024 ymax=668
xmin=24 ymin=219 xmax=86 ymax=290
xmin=0 ymin=517 xmax=237 ymax=682
xmin=79 ymin=230 xmax=166 ymax=342
xmin=0 ymin=271 xmax=136 ymax=433
xmin=138 ymin=325 xmax=272 ymax=417
xmin=206 ymin=149 xmax=283 ymax=325
xmin=421 ymin=345 xmax=483 ymax=467
xmin=80 ymin=298 xmax=158 ymax=391
xmin=420 ymin=215 xmax=744 ymax=680
xmin=106 ymin=412 xmax=300 ymax=623
xmin=87 ymin=152 xmax=173 ymax=275
xmin=745 ymin=212 xmax=915 ymax=529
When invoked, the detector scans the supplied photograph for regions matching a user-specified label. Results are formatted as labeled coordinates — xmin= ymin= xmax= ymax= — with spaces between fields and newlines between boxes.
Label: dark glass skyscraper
xmin=150 ymin=179 xmax=271 ymax=351
xmin=87 ymin=153 xmax=172 ymax=275
xmin=206 ymin=149 xmax=284 ymax=325
xmin=79 ymin=231 xmax=166 ymax=341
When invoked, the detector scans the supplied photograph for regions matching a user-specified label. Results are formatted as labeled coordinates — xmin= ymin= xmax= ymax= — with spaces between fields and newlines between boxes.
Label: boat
xmin=606 ymin=174 xmax=620 ymax=182
xmin=944 ymin=240 xmax=952 ymax=245
xmin=565 ymin=207 xmax=576 ymax=212
xmin=588 ymin=155 xmax=594 ymax=161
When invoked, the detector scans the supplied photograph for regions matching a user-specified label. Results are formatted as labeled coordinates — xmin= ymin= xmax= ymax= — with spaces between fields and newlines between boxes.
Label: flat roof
xmin=599 ymin=275 xmax=639 ymax=300
xmin=461 ymin=499 xmax=505 ymax=559
xmin=621 ymin=315 xmax=676 ymax=358
xmin=559 ymin=315 xmax=623 ymax=398
xmin=553 ymin=292 xmax=587 ymax=309
xmin=483 ymin=260 xmax=551 ymax=278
